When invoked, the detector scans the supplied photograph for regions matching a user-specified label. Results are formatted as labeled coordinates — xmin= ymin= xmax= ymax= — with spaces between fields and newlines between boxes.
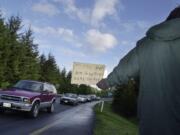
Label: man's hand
xmin=96 ymin=79 xmax=109 ymax=90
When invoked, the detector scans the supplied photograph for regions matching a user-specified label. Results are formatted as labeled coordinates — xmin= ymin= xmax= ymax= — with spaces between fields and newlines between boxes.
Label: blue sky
xmin=0 ymin=0 xmax=179 ymax=76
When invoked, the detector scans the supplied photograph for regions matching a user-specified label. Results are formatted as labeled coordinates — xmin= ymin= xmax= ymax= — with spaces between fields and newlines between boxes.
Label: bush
xmin=112 ymin=80 xmax=139 ymax=118
xmin=0 ymin=82 xmax=10 ymax=88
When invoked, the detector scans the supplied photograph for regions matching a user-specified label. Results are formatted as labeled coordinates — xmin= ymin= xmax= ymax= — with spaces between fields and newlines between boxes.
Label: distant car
xmin=86 ymin=95 xmax=92 ymax=102
xmin=60 ymin=93 xmax=78 ymax=106
xmin=77 ymin=95 xmax=87 ymax=103
xmin=96 ymin=96 xmax=101 ymax=101
xmin=0 ymin=80 xmax=57 ymax=118
xmin=89 ymin=94 xmax=97 ymax=101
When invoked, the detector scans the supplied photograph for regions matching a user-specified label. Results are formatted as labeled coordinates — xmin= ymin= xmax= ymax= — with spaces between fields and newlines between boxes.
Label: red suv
xmin=0 ymin=80 xmax=57 ymax=118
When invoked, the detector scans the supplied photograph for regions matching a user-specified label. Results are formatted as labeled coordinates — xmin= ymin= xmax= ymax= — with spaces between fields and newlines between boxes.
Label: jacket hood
xmin=146 ymin=18 xmax=180 ymax=41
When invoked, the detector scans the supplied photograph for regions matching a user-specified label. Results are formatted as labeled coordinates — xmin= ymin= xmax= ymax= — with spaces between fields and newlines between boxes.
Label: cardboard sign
xmin=71 ymin=62 xmax=105 ymax=85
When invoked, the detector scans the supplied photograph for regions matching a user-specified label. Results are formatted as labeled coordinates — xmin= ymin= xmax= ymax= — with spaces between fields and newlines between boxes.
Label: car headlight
xmin=23 ymin=98 xmax=31 ymax=104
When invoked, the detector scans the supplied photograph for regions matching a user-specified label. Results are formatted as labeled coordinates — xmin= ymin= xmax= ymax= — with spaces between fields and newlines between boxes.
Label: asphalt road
xmin=0 ymin=99 xmax=99 ymax=135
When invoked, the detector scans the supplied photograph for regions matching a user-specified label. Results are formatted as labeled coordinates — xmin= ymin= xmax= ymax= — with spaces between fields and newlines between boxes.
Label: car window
xmin=44 ymin=83 xmax=57 ymax=94
xmin=31 ymin=83 xmax=42 ymax=92
xmin=65 ymin=94 xmax=77 ymax=98
xmin=51 ymin=85 xmax=57 ymax=94
xmin=47 ymin=84 xmax=53 ymax=93
xmin=43 ymin=84 xmax=49 ymax=91
xmin=14 ymin=80 xmax=43 ymax=92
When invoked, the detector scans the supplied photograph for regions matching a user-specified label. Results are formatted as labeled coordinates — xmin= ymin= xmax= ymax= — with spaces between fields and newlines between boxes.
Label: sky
xmin=0 ymin=0 xmax=179 ymax=77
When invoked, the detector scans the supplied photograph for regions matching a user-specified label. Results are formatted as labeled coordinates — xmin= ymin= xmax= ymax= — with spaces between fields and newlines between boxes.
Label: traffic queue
xmin=60 ymin=93 xmax=101 ymax=106
xmin=0 ymin=80 xmax=101 ymax=118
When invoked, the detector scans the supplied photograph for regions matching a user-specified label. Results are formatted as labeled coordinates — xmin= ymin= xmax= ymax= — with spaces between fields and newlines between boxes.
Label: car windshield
xmin=13 ymin=80 xmax=43 ymax=92
xmin=65 ymin=93 xmax=77 ymax=98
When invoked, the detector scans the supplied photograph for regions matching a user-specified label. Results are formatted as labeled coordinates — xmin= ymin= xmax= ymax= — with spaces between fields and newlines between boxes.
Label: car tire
xmin=0 ymin=109 xmax=5 ymax=114
xmin=29 ymin=102 xmax=39 ymax=118
xmin=73 ymin=102 xmax=78 ymax=106
xmin=47 ymin=102 xmax=55 ymax=113
xmin=60 ymin=101 xmax=63 ymax=104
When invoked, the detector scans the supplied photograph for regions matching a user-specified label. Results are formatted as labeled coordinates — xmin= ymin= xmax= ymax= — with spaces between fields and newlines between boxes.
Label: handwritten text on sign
xmin=71 ymin=62 xmax=105 ymax=85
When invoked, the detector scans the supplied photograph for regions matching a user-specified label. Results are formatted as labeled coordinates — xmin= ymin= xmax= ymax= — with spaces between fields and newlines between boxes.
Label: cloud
xmin=121 ymin=40 xmax=135 ymax=46
xmin=60 ymin=48 xmax=85 ymax=57
xmin=121 ymin=22 xmax=136 ymax=32
xmin=64 ymin=1 xmax=90 ymax=23
xmin=58 ymin=28 xmax=74 ymax=40
xmin=23 ymin=19 xmax=31 ymax=26
xmin=32 ymin=2 xmax=59 ymax=16
xmin=91 ymin=0 xmax=120 ymax=26
xmin=136 ymin=21 xmax=151 ymax=29
xmin=54 ymin=0 xmax=123 ymax=27
xmin=54 ymin=0 xmax=90 ymax=23
xmin=85 ymin=29 xmax=118 ymax=53
xmin=121 ymin=21 xmax=151 ymax=32
xmin=32 ymin=26 xmax=56 ymax=34
xmin=0 ymin=8 xmax=7 ymax=17
xmin=32 ymin=26 xmax=75 ymax=41
xmin=34 ymin=39 xmax=51 ymax=50
xmin=32 ymin=25 xmax=83 ymax=48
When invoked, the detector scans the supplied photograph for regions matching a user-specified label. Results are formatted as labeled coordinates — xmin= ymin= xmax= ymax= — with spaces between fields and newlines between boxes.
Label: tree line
xmin=0 ymin=13 xmax=103 ymax=95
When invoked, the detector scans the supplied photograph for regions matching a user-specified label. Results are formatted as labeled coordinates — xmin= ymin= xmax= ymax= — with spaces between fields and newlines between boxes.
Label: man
xmin=97 ymin=6 xmax=180 ymax=135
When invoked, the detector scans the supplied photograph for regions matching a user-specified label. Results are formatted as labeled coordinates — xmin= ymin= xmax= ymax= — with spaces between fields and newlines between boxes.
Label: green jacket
xmin=106 ymin=18 xmax=180 ymax=135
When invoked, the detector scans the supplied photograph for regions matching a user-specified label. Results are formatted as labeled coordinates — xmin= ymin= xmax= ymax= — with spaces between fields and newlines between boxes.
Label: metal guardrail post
xmin=100 ymin=101 xmax=104 ymax=112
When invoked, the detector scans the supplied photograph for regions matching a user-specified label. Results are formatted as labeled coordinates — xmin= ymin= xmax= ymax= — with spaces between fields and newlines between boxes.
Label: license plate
xmin=64 ymin=100 xmax=68 ymax=103
xmin=3 ymin=103 xmax=11 ymax=108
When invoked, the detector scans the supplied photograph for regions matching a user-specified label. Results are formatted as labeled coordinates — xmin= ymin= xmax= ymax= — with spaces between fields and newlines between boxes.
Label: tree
xmin=112 ymin=80 xmax=139 ymax=117
xmin=39 ymin=53 xmax=60 ymax=85
xmin=7 ymin=16 xmax=22 ymax=38
xmin=0 ymin=13 xmax=11 ymax=87
xmin=18 ymin=28 xmax=40 ymax=80
xmin=0 ymin=15 xmax=22 ymax=86
xmin=39 ymin=54 xmax=47 ymax=81
xmin=0 ymin=15 xmax=40 ymax=87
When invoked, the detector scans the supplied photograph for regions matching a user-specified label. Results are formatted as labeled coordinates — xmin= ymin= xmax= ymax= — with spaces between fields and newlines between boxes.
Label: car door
xmin=46 ymin=84 xmax=55 ymax=102
xmin=40 ymin=83 xmax=50 ymax=107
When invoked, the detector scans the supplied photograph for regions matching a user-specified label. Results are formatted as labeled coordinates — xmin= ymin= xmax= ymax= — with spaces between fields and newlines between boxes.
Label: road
xmin=0 ymin=99 xmax=99 ymax=135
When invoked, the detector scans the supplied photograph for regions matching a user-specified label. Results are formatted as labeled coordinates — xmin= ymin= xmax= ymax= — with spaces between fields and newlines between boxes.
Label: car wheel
xmin=47 ymin=102 xmax=55 ymax=113
xmin=29 ymin=102 xmax=39 ymax=118
xmin=60 ymin=101 xmax=63 ymax=104
xmin=0 ymin=109 xmax=5 ymax=114
xmin=73 ymin=102 xmax=78 ymax=106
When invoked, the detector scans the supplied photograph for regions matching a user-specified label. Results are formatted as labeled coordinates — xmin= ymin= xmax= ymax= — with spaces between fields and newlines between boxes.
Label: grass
xmin=93 ymin=102 xmax=139 ymax=135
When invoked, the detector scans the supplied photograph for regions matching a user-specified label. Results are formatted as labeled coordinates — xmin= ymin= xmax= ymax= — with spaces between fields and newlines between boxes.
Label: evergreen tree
xmin=19 ymin=28 xmax=40 ymax=80
xmin=40 ymin=53 xmax=59 ymax=84
xmin=0 ymin=13 xmax=11 ymax=87
xmin=112 ymin=80 xmax=139 ymax=117
xmin=2 ymin=16 xmax=22 ymax=85
xmin=39 ymin=54 xmax=47 ymax=81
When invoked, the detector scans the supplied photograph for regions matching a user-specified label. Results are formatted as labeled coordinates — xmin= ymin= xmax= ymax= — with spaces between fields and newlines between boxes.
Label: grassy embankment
xmin=93 ymin=102 xmax=138 ymax=135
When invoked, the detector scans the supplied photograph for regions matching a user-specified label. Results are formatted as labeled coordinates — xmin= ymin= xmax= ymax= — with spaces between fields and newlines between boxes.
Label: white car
xmin=60 ymin=93 xmax=78 ymax=105
xmin=77 ymin=96 xmax=87 ymax=103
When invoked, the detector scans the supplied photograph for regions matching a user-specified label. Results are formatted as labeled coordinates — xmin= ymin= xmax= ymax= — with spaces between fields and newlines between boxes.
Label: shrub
xmin=112 ymin=80 xmax=139 ymax=118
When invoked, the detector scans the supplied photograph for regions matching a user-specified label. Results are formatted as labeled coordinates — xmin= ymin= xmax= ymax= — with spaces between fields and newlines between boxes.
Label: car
xmin=0 ymin=80 xmax=57 ymax=118
xmin=77 ymin=95 xmax=88 ymax=103
xmin=95 ymin=96 xmax=101 ymax=101
xmin=87 ymin=94 xmax=97 ymax=101
xmin=85 ymin=95 xmax=92 ymax=102
xmin=60 ymin=93 xmax=78 ymax=105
